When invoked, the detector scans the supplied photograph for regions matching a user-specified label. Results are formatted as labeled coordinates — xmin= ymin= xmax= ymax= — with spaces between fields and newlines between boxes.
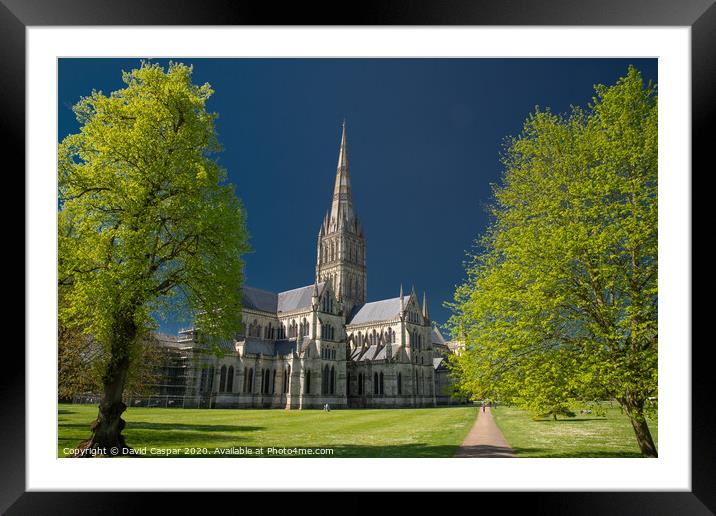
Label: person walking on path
xmin=455 ymin=406 xmax=515 ymax=458
xmin=481 ymin=401 xmax=486 ymax=413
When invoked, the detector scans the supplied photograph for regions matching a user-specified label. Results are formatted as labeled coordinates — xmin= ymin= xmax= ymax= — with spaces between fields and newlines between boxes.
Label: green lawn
xmin=491 ymin=404 xmax=658 ymax=458
xmin=58 ymin=403 xmax=478 ymax=458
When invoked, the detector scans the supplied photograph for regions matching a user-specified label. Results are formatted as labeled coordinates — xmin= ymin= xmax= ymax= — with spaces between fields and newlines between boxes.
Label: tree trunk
xmin=621 ymin=399 xmax=658 ymax=458
xmin=72 ymin=318 xmax=136 ymax=457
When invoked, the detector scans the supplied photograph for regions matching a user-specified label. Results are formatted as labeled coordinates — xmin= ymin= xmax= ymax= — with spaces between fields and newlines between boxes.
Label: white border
xmin=27 ymin=27 xmax=691 ymax=491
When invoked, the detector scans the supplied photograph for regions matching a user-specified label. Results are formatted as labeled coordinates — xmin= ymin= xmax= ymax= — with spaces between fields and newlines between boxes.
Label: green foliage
xmin=58 ymin=62 xmax=249 ymax=371
xmin=447 ymin=67 xmax=657 ymax=436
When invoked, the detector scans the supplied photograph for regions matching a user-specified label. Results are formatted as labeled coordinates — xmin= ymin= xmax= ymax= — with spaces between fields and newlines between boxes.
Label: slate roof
xmin=241 ymin=283 xmax=326 ymax=314
xmin=241 ymin=286 xmax=278 ymax=313
xmin=350 ymin=343 xmax=397 ymax=362
xmin=347 ymin=297 xmax=402 ymax=325
xmin=433 ymin=357 xmax=446 ymax=370
xmin=277 ymin=282 xmax=325 ymax=313
xmin=431 ymin=327 xmax=447 ymax=346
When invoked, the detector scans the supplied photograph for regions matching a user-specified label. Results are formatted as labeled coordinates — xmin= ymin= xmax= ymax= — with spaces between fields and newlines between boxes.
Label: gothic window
xmin=207 ymin=367 xmax=214 ymax=393
xmin=272 ymin=370 xmax=276 ymax=394
xmin=397 ymin=373 xmax=402 ymax=395
xmin=373 ymin=373 xmax=379 ymax=395
xmin=415 ymin=370 xmax=419 ymax=395
xmin=227 ymin=366 xmax=234 ymax=392
xmin=245 ymin=368 xmax=253 ymax=393
xmin=330 ymin=366 xmax=335 ymax=394
xmin=200 ymin=368 xmax=208 ymax=392
xmin=305 ymin=370 xmax=311 ymax=394
xmin=379 ymin=372 xmax=384 ymax=396
xmin=358 ymin=373 xmax=364 ymax=395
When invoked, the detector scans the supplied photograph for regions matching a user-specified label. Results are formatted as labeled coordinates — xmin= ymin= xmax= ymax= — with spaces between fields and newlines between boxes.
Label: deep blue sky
xmin=58 ymin=58 xmax=657 ymax=335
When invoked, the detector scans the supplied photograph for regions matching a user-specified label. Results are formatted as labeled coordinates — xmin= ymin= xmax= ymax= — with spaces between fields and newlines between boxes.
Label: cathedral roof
xmin=347 ymin=297 xmax=403 ymax=326
xmin=241 ymin=283 xmax=326 ymax=314
xmin=351 ymin=343 xmax=395 ymax=362
xmin=431 ymin=327 xmax=447 ymax=346
xmin=241 ymin=286 xmax=278 ymax=313
xmin=278 ymin=282 xmax=325 ymax=313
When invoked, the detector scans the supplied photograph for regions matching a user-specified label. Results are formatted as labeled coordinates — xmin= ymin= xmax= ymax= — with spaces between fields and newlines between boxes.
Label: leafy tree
xmin=447 ymin=66 xmax=658 ymax=456
xmin=58 ymin=62 xmax=249 ymax=456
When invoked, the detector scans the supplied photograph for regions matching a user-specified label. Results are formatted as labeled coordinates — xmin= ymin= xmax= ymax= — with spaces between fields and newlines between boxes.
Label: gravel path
xmin=454 ymin=406 xmax=516 ymax=458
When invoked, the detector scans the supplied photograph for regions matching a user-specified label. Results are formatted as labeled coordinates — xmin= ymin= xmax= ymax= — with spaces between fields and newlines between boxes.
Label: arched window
xmin=207 ymin=367 xmax=214 ymax=392
xmin=200 ymin=368 xmax=208 ymax=392
xmin=374 ymin=372 xmax=379 ymax=395
xmin=379 ymin=372 xmax=384 ymax=396
xmin=397 ymin=373 xmax=402 ymax=395
xmin=264 ymin=369 xmax=271 ymax=394
xmin=305 ymin=370 xmax=311 ymax=394
xmin=227 ymin=366 xmax=234 ymax=392
xmin=272 ymin=370 xmax=276 ymax=394
xmin=415 ymin=370 xmax=419 ymax=395
xmin=330 ymin=366 xmax=335 ymax=394
xmin=283 ymin=369 xmax=288 ymax=393
xmin=358 ymin=373 xmax=363 ymax=395
xmin=245 ymin=368 xmax=253 ymax=393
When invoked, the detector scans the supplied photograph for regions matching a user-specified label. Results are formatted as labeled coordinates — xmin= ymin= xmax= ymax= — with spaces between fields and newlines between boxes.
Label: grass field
xmin=58 ymin=403 xmax=478 ymax=458
xmin=491 ymin=404 xmax=658 ymax=458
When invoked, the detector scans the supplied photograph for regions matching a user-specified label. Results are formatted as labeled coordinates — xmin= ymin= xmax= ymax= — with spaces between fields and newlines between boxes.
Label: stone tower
xmin=316 ymin=121 xmax=366 ymax=315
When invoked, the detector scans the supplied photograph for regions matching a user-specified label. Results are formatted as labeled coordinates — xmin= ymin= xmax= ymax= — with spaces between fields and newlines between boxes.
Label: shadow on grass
xmin=510 ymin=447 xmax=646 ymax=458
xmin=531 ymin=418 xmax=609 ymax=423
xmin=454 ymin=444 xmax=515 ymax=458
xmin=66 ymin=443 xmax=463 ymax=458
xmin=58 ymin=422 xmax=265 ymax=433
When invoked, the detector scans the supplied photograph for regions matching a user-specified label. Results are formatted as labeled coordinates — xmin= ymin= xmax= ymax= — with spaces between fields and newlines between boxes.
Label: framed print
xmin=7 ymin=0 xmax=713 ymax=513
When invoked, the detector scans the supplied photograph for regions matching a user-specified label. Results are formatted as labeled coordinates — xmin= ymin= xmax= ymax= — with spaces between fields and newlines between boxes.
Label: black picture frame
xmin=6 ymin=0 xmax=711 ymax=513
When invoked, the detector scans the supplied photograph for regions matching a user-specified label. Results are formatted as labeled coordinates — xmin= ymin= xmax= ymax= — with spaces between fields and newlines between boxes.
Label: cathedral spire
xmin=400 ymin=284 xmax=404 ymax=311
xmin=422 ymin=291 xmax=429 ymax=320
xmin=330 ymin=120 xmax=353 ymax=226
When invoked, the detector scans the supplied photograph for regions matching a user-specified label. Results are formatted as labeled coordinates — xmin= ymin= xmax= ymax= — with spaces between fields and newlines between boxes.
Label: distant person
xmin=481 ymin=402 xmax=486 ymax=413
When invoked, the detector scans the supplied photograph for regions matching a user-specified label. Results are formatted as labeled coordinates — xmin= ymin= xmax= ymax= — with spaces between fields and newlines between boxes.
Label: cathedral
xmin=178 ymin=123 xmax=446 ymax=409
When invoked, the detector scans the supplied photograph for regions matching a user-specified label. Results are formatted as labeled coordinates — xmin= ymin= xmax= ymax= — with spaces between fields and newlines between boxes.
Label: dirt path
xmin=454 ymin=406 xmax=516 ymax=458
